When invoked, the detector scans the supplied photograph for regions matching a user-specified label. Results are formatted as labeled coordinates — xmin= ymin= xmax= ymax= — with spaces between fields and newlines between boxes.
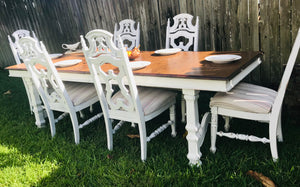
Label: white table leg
xmin=183 ymin=89 xmax=202 ymax=165
xmin=24 ymin=77 xmax=46 ymax=128
xmin=183 ymin=89 xmax=211 ymax=166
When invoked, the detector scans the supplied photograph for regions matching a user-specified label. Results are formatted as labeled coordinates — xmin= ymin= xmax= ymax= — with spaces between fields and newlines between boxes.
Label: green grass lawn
xmin=0 ymin=69 xmax=299 ymax=186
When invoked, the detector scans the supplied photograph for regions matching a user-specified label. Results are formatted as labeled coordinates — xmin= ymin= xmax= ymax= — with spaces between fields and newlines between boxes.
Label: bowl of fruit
xmin=127 ymin=46 xmax=141 ymax=60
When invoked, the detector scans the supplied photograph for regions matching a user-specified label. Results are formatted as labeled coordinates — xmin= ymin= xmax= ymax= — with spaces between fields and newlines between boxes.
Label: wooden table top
xmin=6 ymin=51 xmax=262 ymax=80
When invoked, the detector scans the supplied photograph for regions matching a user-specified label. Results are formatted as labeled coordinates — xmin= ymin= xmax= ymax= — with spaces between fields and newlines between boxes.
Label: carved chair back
xmin=16 ymin=37 xmax=74 ymax=112
xmin=114 ymin=19 xmax=140 ymax=50
xmin=8 ymin=29 xmax=39 ymax=64
xmin=81 ymin=29 xmax=144 ymax=123
xmin=166 ymin=13 xmax=199 ymax=51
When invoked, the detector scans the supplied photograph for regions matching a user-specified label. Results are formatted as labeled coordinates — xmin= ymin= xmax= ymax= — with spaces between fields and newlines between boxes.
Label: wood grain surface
xmin=6 ymin=51 xmax=262 ymax=80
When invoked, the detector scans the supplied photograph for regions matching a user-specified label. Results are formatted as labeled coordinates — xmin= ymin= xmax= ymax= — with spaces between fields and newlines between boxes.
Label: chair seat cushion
xmin=112 ymin=87 xmax=176 ymax=116
xmin=64 ymin=82 xmax=98 ymax=106
xmin=210 ymin=83 xmax=277 ymax=114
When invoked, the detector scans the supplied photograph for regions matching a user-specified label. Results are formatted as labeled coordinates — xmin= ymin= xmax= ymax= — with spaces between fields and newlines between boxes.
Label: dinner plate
xmin=154 ymin=48 xmax=182 ymax=55
xmin=205 ymin=54 xmax=242 ymax=64
xmin=49 ymin=53 xmax=63 ymax=59
xmin=55 ymin=59 xmax=82 ymax=67
xmin=129 ymin=61 xmax=151 ymax=70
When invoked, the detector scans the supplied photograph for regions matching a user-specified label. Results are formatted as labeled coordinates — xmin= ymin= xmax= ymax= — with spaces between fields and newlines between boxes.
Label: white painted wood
xmin=81 ymin=29 xmax=176 ymax=161
xmin=12 ymin=29 xmax=38 ymax=43
xmin=8 ymin=47 xmax=263 ymax=166
xmin=16 ymin=36 xmax=103 ymax=145
xmin=9 ymin=63 xmax=261 ymax=92
xmin=166 ymin=13 xmax=199 ymax=123
xmin=223 ymin=116 xmax=231 ymax=132
xmin=78 ymin=113 xmax=103 ymax=129
xmin=114 ymin=19 xmax=140 ymax=50
xmin=210 ymin=28 xmax=300 ymax=162
xmin=227 ymin=58 xmax=262 ymax=91
xmin=183 ymin=89 xmax=202 ymax=165
xmin=8 ymin=29 xmax=40 ymax=121
xmin=147 ymin=121 xmax=172 ymax=142
xmin=217 ymin=131 xmax=270 ymax=143
xmin=113 ymin=120 xmax=125 ymax=134
xmin=54 ymin=112 xmax=68 ymax=123
xmin=7 ymin=55 xmax=261 ymax=166
xmin=166 ymin=13 xmax=199 ymax=51
xmin=198 ymin=112 xmax=211 ymax=147
xmin=23 ymin=76 xmax=46 ymax=128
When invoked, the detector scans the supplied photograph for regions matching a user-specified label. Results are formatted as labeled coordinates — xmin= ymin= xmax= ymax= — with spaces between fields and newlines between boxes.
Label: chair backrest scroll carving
xmin=114 ymin=19 xmax=140 ymax=50
xmin=81 ymin=29 xmax=143 ymax=121
xmin=166 ymin=13 xmax=199 ymax=51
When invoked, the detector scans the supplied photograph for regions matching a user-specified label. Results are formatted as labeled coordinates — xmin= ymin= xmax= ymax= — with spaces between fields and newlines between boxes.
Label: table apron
xmin=8 ymin=58 xmax=261 ymax=93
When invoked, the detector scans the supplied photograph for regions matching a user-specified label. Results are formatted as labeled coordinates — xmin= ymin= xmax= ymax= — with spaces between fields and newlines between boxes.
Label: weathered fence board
xmin=0 ymin=0 xmax=299 ymax=86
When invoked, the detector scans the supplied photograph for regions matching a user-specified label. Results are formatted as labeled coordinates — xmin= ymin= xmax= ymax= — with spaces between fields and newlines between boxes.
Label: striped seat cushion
xmin=112 ymin=87 xmax=177 ymax=115
xmin=210 ymin=83 xmax=277 ymax=114
xmin=64 ymin=82 xmax=98 ymax=106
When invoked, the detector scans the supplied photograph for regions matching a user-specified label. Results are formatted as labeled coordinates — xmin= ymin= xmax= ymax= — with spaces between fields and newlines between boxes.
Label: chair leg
xmin=223 ymin=116 xmax=230 ymax=132
xmin=169 ymin=104 xmax=176 ymax=137
xmin=277 ymin=110 xmax=283 ymax=142
xmin=69 ymin=111 xmax=80 ymax=144
xmin=210 ymin=107 xmax=218 ymax=153
xmin=45 ymin=107 xmax=56 ymax=137
xmin=137 ymin=122 xmax=147 ymax=161
xmin=104 ymin=116 xmax=113 ymax=150
xmin=181 ymin=94 xmax=186 ymax=123
xmin=131 ymin=122 xmax=136 ymax=128
xmin=269 ymin=121 xmax=279 ymax=162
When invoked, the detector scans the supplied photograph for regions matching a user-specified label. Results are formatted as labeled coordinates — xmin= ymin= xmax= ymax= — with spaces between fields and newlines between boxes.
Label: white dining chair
xmin=8 ymin=29 xmax=39 ymax=114
xmin=114 ymin=19 xmax=140 ymax=50
xmin=165 ymin=13 xmax=199 ymax=51
xmin=165 ymin=13 xmax=199 ymax=123
xmin=81 ymin=29 xmax=177 ymax=161
xmin=16 ymin=36 xmax=104 ymax=145
xmin=209 ymin=28 xmax=300 ymax=161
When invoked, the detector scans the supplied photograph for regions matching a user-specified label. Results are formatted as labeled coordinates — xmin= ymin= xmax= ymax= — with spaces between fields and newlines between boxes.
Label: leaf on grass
xmin=130 ymin=168 xmax=135 ymax=174
xmin=3 ymin=90 xmax=11 ymax=95
xmin=246 ymin=170 xmax=276 ymax=187
xmin=182 ymin=130 xmax=188 ymax=138
xmin=127 ymin=134 xmax=140 ymax=139
xmin=107 ymin=154 xmax=113 ymax=160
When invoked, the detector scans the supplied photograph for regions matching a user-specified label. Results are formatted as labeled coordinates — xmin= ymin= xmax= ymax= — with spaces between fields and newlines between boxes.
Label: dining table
xmin=6 ymin=50 xmax=262 ymax=165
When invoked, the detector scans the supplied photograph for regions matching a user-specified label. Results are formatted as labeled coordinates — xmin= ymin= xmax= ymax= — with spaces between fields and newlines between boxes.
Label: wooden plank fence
xmin=0 ymin=0 xmax=299 ymax=87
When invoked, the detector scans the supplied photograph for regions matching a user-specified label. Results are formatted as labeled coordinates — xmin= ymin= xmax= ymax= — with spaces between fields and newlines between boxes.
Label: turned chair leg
xmin=169 ymin=104 xmax=176 ymax=137
xmin=210 ymin=107 xmax=218 ymax=153
xmin=181 ymin=95 xmax=186 ymax=123
xmin=223 ymin=116 xmax=231 ymax=132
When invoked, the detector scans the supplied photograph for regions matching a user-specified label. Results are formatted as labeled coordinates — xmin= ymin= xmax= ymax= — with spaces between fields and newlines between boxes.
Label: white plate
xmin=205 ymin=54 xmax=242 ymax=64
xmin=154 ymin=48 xmax=182 ymax=55
xmin=55 ymin=59 xmax=82 ymax=67
xmin=129 ymin=61 xmax=151 ymax=70
xmin=49 ymin=53 xmax=63 ymax=59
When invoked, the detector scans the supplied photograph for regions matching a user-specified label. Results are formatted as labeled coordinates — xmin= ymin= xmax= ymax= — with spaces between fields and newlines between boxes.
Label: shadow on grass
xmin=0 ymin=69 xmax=299 ymax=186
